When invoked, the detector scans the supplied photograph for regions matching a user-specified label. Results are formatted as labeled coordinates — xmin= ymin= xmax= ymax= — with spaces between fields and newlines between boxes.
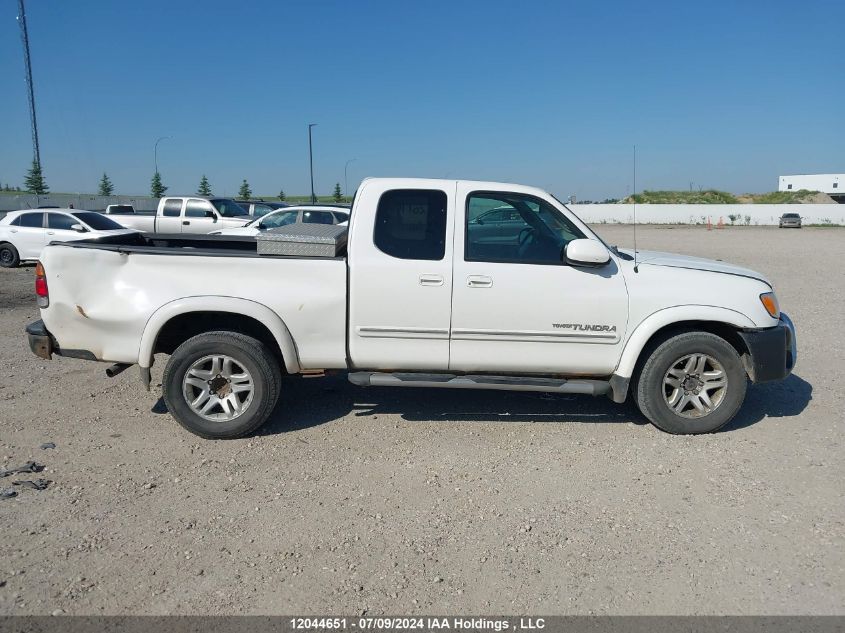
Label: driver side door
xmin=450 ymin=185 xmax=629 ymax=375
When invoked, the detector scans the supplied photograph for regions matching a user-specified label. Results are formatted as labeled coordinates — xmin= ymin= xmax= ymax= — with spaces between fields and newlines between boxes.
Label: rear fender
xmin=137 ymin=296 xmax=300 ymax=373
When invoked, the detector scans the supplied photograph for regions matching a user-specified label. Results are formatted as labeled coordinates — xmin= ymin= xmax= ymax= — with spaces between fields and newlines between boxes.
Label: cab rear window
xmin=373 ymin=189 xmax=447 ymax=261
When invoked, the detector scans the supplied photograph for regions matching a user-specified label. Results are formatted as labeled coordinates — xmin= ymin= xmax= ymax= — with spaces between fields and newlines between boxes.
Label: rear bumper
xmin=26 ymin=319 xmax=97 ymax=361
xmin=738 ymin=312 xmax=797 ymax=383
xmin=26 ymin=319 xmax=54 ymax=360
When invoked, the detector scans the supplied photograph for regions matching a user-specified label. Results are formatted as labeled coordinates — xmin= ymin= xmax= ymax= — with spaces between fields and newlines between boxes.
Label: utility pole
xmin=17 ymin=0 xmax=41 ymax=168
xmin=344 ymin=158 xmax=357 ymax=198
xmin=308 ymin=124 xmax=317 ymax=203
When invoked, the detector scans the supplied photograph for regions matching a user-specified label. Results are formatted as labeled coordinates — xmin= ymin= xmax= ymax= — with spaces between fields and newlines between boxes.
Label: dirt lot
xmin=0 ymin=225 xmax=843 ymax=615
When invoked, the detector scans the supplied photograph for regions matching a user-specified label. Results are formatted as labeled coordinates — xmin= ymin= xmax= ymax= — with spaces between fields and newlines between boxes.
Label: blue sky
xmin=0 ymin=0 xmax=841 ymax=199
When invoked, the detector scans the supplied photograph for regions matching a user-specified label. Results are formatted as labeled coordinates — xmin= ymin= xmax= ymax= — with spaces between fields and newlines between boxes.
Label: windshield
xmin=210 ymin=199 xmax=249 ymax=217
xmin=72 ymin=212 xmax=124 ymax=230
xmin=108 ymin=205 xmax=135 ymax=215
xmin=257 ymin=210 xmax=299 ymax=229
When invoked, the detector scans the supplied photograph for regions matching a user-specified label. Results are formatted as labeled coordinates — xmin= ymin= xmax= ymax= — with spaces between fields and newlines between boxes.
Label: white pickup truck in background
xmin=26 ymin=177 xmax=796 ymax=438
xmin=104 ymin=204 xmax=138 ymax=215
xmin=108 ymin=196 xmax=251 ymax=234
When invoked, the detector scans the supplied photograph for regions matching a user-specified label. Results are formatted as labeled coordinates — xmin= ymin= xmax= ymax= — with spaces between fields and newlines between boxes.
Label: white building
xmin=778 ymin=173 xmax=842 ymax=195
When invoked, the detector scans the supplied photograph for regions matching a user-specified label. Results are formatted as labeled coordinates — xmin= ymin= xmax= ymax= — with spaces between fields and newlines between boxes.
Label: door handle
xmin=47 ymin=231 xmax=55 ymax=235
xmin=182 ymin=221 xmax=190 ymax=225
xmin=467 ymin=275 xmax=493 ymax=288
xmin=419 ymin=274 xmax=444 ymax=287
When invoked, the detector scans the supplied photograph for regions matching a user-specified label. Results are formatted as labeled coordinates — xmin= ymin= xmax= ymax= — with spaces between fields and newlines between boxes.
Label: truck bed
xmin=38 ymin=233 xmax=349 ymax=370
xmin=50 ymin=232 xmax=348 ymax=260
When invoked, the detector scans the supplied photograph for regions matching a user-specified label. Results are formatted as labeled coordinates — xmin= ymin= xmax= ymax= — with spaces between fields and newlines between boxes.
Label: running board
xmin=348 ymin=372 xmax=610 ymax=396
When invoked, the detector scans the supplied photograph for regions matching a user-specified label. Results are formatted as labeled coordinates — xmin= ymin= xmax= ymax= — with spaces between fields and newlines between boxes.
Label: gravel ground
xmin=0 ymin=225 xmax=842 ymax=615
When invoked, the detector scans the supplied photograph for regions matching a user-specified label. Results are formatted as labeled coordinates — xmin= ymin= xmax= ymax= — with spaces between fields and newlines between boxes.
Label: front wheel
xmin=634 ymin=331 xmax=747 ymax=434
xmin=162 ymin=331 xmax=281 ymax=439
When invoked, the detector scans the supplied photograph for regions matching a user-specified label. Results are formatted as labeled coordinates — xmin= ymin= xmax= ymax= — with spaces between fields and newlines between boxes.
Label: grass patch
xmin=624 ymin=190 xmax=739 ymax=204
xmin=748 ymin=189 xmax=820 ymax=204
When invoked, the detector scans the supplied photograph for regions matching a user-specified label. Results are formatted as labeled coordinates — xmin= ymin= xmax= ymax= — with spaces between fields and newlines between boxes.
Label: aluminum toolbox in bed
xmin=256 ymin=223 xmax=348 ymax=257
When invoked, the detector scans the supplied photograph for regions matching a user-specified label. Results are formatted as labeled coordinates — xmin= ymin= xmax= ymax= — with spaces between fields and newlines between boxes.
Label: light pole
xmin=154 ymin=136 xmax=170 ymax=174
xmin=344 ymin=158 xmax=357 ymax=199
xmin=308 ymin=124 xmax=317 ymax=204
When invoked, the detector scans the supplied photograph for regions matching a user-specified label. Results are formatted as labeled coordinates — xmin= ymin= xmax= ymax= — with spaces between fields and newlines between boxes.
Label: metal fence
xmin=0 ymin=193 xmax=159 ymax=213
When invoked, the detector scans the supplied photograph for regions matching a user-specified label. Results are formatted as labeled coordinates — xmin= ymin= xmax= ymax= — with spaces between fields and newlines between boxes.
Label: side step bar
xmin=348 ymin=372 xmax=610 ymax=396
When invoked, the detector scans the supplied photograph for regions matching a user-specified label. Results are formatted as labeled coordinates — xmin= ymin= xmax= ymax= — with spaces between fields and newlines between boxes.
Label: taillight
xmin=35 ymin=261 xmax=49 ymax=308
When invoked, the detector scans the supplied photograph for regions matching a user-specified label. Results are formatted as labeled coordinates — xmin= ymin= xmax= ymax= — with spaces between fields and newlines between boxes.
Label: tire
xmin=162 ymin=331 xmax=281 ymax=439
xmin=634 ymin=331 xmax=746 ymax=434
xmin=0 ymin=243 xmax=20 ymax=268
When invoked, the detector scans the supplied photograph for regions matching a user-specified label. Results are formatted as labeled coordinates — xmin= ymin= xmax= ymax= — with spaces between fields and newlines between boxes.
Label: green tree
xmin=24 ymin=159 xmax=49 ymax=194
xmin=332 ymin=182 xmax=343 ymax=203
xmin=98 ymin=172 xmax=114 ymax=196
xmin=278 ymin=189 xmax=286 ymax=201
xmin=151 ymin=171 xmax=167 ymax=198
xmin=197 ymin=174 xmax=212 ymax=196
xmin=238 ymin=179 xmax=252 ymax=200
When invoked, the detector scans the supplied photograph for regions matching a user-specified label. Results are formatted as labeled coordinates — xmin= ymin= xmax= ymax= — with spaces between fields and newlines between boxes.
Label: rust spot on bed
xmin=76 ymin=305 xmax=89 ymax=319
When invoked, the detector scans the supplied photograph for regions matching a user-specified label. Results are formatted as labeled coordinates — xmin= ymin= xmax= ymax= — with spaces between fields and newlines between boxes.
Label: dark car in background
xmin=779 ymin=213 xmax=802 ymax=228
xmin=236 ymin=200 xmax=289 ymax=218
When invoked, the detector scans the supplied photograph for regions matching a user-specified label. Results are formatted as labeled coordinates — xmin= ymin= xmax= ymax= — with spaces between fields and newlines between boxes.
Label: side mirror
xmin=70 ymin=223 xmax=87 ymax=233
xmin=564 ymin=239 xmax=610 ymax=267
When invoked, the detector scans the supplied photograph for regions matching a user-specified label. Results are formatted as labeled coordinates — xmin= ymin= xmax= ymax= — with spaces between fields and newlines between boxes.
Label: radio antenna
xmin=633 ymin=144 xmax=639 ymax=273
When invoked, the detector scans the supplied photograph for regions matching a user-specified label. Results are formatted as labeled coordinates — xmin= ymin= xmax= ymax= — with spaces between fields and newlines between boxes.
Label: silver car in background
xmin=208 ymin=206 xmax=349 ymax=236
xmin=778 ymin=212 xmax=802 ymax=228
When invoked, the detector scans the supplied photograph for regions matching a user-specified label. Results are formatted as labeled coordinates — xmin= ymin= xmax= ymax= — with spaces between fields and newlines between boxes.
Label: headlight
xmin=760 ymin=292 xmax=780 ymax=319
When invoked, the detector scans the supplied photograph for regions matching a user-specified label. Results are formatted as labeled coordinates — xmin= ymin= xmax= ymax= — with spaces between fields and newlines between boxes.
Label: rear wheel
xmin=163 ymin=331 xmax=281 ymax=439
xmin=634 ymin=331 xmax=746 ymax=434
xmin=0 ymin=243 xmax=20 ymax=268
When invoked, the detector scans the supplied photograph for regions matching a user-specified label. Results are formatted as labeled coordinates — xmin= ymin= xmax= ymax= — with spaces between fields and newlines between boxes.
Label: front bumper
xmin=738 ymin=312 xmax=797 ymax=383
xmin=26 ymin=319 xmax=97 ymax=361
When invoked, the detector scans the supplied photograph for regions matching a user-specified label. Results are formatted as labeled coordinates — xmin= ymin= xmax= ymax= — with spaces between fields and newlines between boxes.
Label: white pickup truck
xmin=26 ymin=177 xmax=796 ymax=438
xmin=108 ymin=196 xmax=251 ymax=234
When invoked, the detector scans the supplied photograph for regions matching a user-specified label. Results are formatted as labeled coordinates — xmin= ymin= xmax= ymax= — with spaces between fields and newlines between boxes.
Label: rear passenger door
xmin=157 ymin=198 xmax=184 ymax=233
xmin=9 ymin=212 xmax=46 ymax=258
xmin=348 ymin=186 xmax=454 ymax=370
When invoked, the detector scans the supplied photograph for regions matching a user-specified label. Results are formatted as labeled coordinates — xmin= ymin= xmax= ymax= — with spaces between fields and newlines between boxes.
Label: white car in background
xmin=0 ymin=209 xmax=137 ymax=268
xmin=208 ymin=206 xmax=349 ymax=236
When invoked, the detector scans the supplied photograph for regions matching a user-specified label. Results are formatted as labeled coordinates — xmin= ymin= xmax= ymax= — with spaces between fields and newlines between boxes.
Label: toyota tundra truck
xmin=25 ymin=177 xmax=796 ymax=438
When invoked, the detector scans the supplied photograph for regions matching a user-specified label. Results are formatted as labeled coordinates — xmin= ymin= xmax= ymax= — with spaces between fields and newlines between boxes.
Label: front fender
xmin=614 ymin=305 xmax=756 ymax=379
xmin=137 ymin=296 xmax=301 ymax=374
